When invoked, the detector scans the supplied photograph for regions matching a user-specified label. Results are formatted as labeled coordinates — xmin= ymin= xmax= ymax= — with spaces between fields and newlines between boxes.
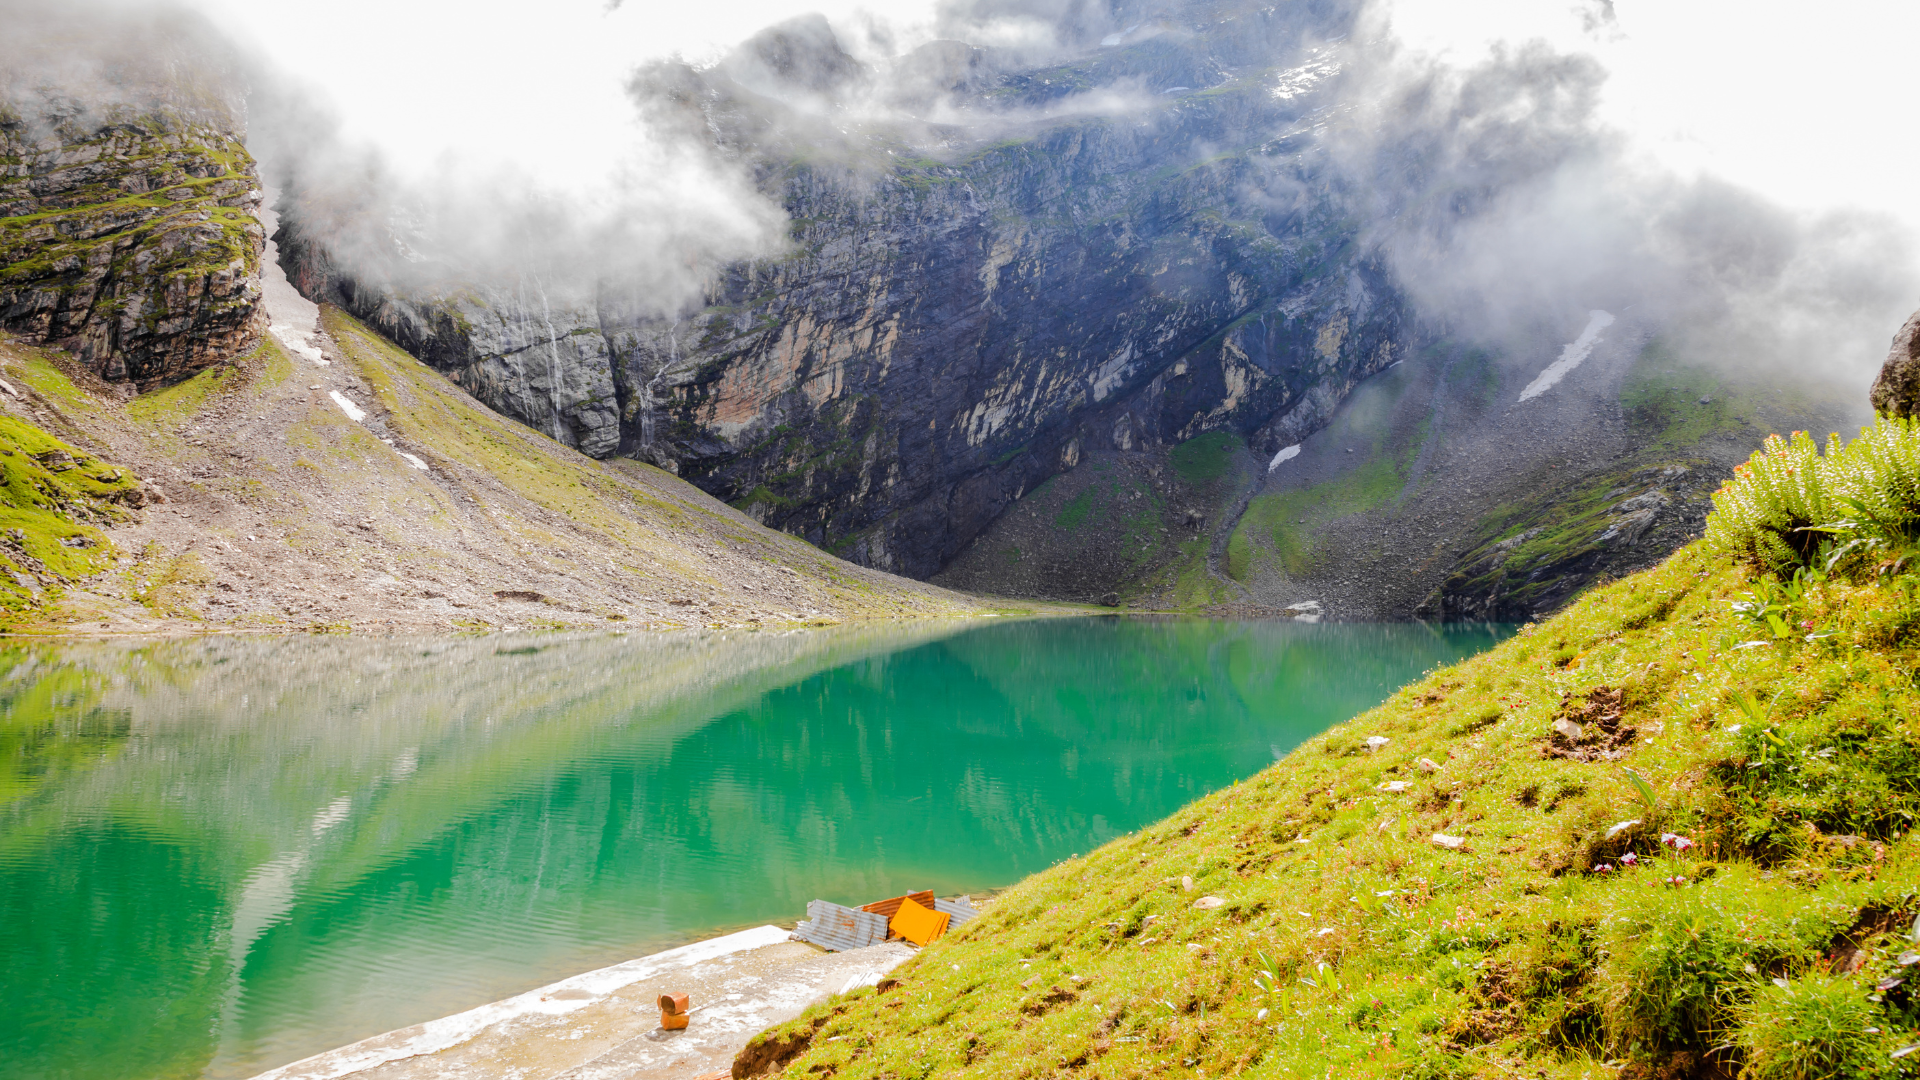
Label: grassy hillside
xmin=747 ymin=427 xmax=1920 ymax=1078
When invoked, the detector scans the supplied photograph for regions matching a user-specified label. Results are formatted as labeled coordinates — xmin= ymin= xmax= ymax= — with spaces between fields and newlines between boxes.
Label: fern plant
xmin=1824 ymin=415 xmax=1920 ymax=545
xmin=1704 ymin=431 xmax=1840 ymax=572
xmin=1707 ymin=417 xmax=1920 ymax=575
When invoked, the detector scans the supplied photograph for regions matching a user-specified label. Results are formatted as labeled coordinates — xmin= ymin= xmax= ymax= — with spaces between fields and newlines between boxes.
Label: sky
xmin=1377 ymin=0 xmax=1920 ymax=227
xmin=194 ymin=0 xmax=939 ymax=186
xmin=190 ymin=0 xmax=1920 ymax=231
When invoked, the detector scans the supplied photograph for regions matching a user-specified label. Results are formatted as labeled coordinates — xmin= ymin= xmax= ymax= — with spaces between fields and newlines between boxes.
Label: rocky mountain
xmin=275 ymin=0 xmax=1409 ymax=582
xmin=78 ymin=0 xmax=1847 ymax=622
xmin=0 ymin=16 xmax=265 ymax=387
xmin=0 ymin=6 xmax=1012 ymax=633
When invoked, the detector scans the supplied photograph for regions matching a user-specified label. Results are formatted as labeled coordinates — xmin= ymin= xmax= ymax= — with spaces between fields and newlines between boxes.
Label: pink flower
xmin=1620 ymin=852 xmax=1638 ymax=866
xmin=1595 ymin=863 xmax=1613 ymax=874
xmin=1661 ymin=833 xmax=1694 ymax=851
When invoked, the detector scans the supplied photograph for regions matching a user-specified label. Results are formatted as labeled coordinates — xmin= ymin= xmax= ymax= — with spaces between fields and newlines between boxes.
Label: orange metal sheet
xmin=861 ymin=890 xmax=935 ymax=921
xmin=888 ymin=897 xmax=950 ymax=946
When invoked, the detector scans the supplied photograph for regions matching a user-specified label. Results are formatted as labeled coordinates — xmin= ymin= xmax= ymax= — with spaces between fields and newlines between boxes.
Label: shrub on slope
xmin=751 ymin=426 xmax=1920 ymax=1078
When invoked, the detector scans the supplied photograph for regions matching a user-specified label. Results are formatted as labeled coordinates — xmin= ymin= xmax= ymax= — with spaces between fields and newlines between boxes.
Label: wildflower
xmin=1661 ymin=833 xmax=1694 ymax=851
xmin=1620 ymin=852 xmax=1638 ymax=866
xmin=1594 ymin=863 xmax=1613 ymax=874
xmin=1665 ymin=875 xmax=1689 ymax=887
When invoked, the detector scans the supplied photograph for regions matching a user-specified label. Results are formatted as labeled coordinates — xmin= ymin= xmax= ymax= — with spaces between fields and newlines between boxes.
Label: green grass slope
xmin=750 ymin=505 xmax=1920 ymax=1076
xmin=0 ymin=414 xmax=140 ymax=613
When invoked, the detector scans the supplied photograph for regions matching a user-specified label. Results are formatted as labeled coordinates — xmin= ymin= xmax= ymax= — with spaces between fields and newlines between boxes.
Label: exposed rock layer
xmin=0 ymin=83 xmax=265 ymax=386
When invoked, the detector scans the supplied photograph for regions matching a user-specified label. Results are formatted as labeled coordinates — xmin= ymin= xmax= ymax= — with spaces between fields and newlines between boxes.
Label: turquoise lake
xmin=0 ymin=617 xmax=1509 ymax=1079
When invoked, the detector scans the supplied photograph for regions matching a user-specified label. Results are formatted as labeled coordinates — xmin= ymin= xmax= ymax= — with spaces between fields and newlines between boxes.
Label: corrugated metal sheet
xmin=934 ymin=897 xmax=980 ymax=927
xmin=861 ymin=891 xmax=935 ymax=922
xmin=792 ymin=900 xmax=889 ymax=952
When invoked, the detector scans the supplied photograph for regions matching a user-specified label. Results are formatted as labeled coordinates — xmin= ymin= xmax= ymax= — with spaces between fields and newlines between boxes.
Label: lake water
xmin=0 ymin=617 xmax=1508 ymax=1079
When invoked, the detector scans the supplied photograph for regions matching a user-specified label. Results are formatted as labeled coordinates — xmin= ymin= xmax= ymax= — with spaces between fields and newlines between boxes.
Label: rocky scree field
xmin=735 ymin=405 xmax=1920 ymax=1078
xmin=0 ymin=307 xmax=1009 ymax=635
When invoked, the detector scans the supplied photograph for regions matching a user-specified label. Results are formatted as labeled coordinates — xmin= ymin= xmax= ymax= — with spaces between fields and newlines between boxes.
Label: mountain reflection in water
xmin=0 ymin=617 xmax=1508 ymax=1079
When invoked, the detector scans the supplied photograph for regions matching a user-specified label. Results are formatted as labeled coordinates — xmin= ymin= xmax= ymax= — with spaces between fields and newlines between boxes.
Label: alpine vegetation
xmin=1706 ymin=418 xmax=1920 ymax=574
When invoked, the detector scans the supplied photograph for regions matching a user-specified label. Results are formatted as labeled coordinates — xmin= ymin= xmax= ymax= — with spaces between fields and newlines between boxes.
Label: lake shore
xmin=251 ymin=925 xmax=913 ymax=1080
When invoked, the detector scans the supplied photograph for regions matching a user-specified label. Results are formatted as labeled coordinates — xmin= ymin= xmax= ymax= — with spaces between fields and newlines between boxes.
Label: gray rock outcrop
xmin=0 ymin=17 xmax=264 ymax=386
xmin=1871 ymin=308 xmax=1920 ymax=418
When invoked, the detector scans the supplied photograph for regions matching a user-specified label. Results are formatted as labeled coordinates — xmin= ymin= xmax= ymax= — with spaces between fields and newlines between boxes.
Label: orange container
xmin=659 ymin=992 xmax=691 ymax=1030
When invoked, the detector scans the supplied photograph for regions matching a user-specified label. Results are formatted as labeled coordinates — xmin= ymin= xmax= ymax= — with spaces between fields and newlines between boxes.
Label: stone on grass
xmin=1365 ymin=736 xmax=1391 ymax=752
xmin=1192 ymin=896 xmax=1226 ymax=910
xmin=1432 ymin=833 xmax=1466 ymax=850
xmin=1416 ymin=757 xmax=1442 ymax=772
xmin=1552 ymin=718 xmax=1585 ymax=740
xmin=1378 ymin=780 xmax=1409 ymax=793
xmin=1605 ymin=819 xmax=1642 ymax=839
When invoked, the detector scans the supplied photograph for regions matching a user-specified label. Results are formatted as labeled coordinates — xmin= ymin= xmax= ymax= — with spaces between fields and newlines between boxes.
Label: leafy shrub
xmin=1704 ymin=431 xmax=1840 ymax=572
xmin=1707 ymin=418 xmax=1920 ymax=574
xmin=1826 ymin=415 xmax=1920 ymax=545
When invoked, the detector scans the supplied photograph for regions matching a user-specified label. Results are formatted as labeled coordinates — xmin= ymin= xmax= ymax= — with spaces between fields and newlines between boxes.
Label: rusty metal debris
xmin=792 ymin=900 xmax=889 ymax=952
xmin=792 ymin=892 xmax=981 ymax=952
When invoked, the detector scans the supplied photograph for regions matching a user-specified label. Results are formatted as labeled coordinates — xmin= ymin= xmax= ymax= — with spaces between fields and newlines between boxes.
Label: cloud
xmin=1310 ymin=2 xmax=1919 ymax=401
xmin=0 ymin=0 xmax=249 ymax=133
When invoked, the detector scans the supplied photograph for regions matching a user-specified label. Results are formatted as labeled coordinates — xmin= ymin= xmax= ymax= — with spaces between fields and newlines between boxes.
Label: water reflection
xmin=0 ymin=618 xmax=1507 ymax=1079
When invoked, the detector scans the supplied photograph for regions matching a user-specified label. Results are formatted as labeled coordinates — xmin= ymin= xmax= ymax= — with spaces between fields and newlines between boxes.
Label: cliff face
xmin=275 ymin=237 xmax=624 ymax=457
xmin=276 ymin=1 xmax=1405 ymax=579
xmin=641 ymin=129 xmax=1400 ymax=579
xmin=0 ymin=78 xmax=265 ymax=386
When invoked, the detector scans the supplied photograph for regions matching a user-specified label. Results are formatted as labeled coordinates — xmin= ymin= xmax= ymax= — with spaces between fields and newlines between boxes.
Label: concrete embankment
xmin=252 ymin=927 xmax=912 ymax=1080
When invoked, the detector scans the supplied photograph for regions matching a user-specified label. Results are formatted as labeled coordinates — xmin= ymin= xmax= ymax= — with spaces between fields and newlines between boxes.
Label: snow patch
xmin=328 ymin=391 xmax=365 ymax=423
xmin=398 ymin=452 xmax=429 ymax=472
xmin=1270 ymin=51 xmax=1341 ymax=100
xmin=272 ymin=325 xmax=328 ymax=366
xmin=1519 ymin=310 xmax=1615 ymax=402
xmin=1268 ymin=444 xmax=1302 ymax=471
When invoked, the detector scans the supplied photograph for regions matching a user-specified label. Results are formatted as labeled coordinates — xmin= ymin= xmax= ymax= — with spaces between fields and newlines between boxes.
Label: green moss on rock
xmin=0 ymin=414 xmax=138 ymax=615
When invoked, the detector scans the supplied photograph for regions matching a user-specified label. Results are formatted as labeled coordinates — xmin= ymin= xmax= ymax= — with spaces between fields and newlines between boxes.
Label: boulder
xmin=1871 ymin=309 xmax=1920 ymax=418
